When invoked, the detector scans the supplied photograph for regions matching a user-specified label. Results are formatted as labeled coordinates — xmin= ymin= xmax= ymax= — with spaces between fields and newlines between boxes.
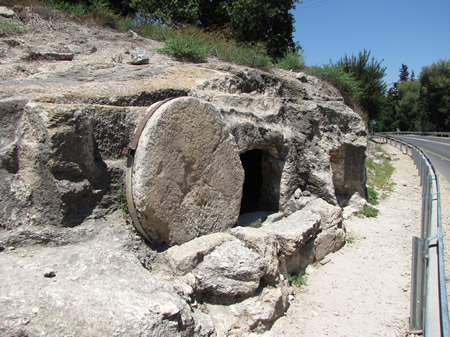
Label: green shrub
xmin=287 ymin=271 xmax=306 ymax=287
xmin=360 ymin=205 xmax=379 ymax=218
xmin=366 ymin=157 xmax=395 ymax=197
xmin=159 ymin=32 xmax=211 ymax=62
xmin=112 ymin=177 xmax=128 ymax=215
xmin=135 ymin=22 xmax=174 ymax=41
xmin=88 ymin=0 xmax=120 ymax=27
xmin=44 ymin=0 xmax=91 ymax=15
xmin=277 ymin=49 xmax=305 ymax=71
xmin=346 ymin=235 xmax=355 ymax=244
xmin=0 ymin=18 xmax=24 ymax=36
xmin=366 ymin=186 xmax=378 ymax=205
xmin=306 ymin=65 xmax=362 ymax=104
xmin=212 ymin=40 xmax=272 ymax=68
xmin=45 ymin=0 xmax=120 ymax=27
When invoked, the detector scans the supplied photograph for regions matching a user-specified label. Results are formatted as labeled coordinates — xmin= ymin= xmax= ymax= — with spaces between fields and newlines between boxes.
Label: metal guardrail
xmin=373 ymin=134 xmax=449 ymax=337
xmin=376 ymin=131 xmax=450 ymax=138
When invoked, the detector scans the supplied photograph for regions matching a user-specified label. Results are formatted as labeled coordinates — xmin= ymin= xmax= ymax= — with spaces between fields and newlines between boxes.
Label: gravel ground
xmin=263 ymin=143 xmax=450 ymax=337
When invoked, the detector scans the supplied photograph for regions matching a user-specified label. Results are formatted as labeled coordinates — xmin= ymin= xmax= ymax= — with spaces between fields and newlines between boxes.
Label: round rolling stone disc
xmin=132 ymin=97 xmax=244 ymax=246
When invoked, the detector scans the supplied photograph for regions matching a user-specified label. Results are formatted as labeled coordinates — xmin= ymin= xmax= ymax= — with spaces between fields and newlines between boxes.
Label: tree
xmin=334 ymin=49 xmax=387 ymax=121
xmin=419 ymin=59 xmax=450 ymax=131
xmin=225 ymin=0 xmax=300 ymax=59
xmin=394 ymin=80 xmax=421 ymax=131
xmin=130 ymin=0 xmax=301 ymax=59
xmin=398 ymin=64 xmax=409 ymax=82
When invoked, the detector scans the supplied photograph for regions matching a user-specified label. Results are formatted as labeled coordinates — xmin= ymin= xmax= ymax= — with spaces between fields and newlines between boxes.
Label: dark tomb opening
xmin=239 ymin=149 xmax=282 ymax=218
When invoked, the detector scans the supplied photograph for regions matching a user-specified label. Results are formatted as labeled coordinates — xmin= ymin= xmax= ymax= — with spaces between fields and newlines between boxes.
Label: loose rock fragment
xmin=130 ymin=47 xmax=149 ymax=65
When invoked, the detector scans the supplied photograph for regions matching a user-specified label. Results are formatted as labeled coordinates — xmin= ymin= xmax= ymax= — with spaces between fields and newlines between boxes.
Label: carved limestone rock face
xmin=132 ymin=97 xmax=244 ymax=246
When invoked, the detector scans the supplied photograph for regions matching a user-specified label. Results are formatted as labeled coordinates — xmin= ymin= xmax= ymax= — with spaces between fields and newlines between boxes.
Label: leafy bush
xmin=45 ymin=0 xmax=120 ymax=27
xmin=366 ymin=186 xmax=378 ymax=205
xmin=213 ymin=41 xmax=272 ymax=68
xmin=287 ymin=271 xmax=306 ymax=287
xmin=277 ymin=49 xmax=305 ymax=71
xmin=134 ymin=21 xmax=174 ymax=41
xmin=0 ymin=18 xmax=25 ymax=36
xmin=366 ymin=157 xmax=394 ymax=197
xmin=306 ymin=65 xmax=362 ymax=104
xmin=360 ymin=205 xmax=379 ymax=218
xmin=112 ymin=177 xmax=128 ymax=215
xmin=159 ymin=32 xmax=211 ymax=62
xmin=333 ymin=50 xmax=387 ymax=121
xmin=44 ymin=0 xmax=91 ymax=15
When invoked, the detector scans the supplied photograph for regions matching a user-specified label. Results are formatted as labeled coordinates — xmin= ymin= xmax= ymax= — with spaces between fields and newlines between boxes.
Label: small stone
xmin=127 ymin=30 xmax=139 ymax=39
xmin=130 ymin=47 xmax=149 ymax=65
xmin=85 ymin=45 xmax=97 ymax=54
xmin=0 ymin=6 xmax=15 ymax=18
xmin=44 ymin=269 xmax=56 ymax=278
xmin=320 ymin=258 xmax=331 ymax=265
xmin=288 ymin=294 xmax=295 ymax=301
xmin=302 ymin=190 xmax=312 ymax=197
xmin=42 ymin=52 xmax=74 ymax=61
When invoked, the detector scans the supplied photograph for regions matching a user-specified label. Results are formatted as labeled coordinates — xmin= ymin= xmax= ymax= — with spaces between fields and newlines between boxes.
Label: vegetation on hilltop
xmin=377 ymin=60 xmax=449 ymax=132
xmin=6 ymin=0 xmax=449 ymax=131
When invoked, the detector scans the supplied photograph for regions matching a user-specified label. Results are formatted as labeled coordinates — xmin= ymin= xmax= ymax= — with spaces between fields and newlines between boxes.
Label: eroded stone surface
xmin=193 ymin=239 xmax=267 ymax=299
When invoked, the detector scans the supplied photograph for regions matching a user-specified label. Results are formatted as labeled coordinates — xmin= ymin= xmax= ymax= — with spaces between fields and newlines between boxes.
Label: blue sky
xmin=292 ymin=0 xmax=450 ymax=88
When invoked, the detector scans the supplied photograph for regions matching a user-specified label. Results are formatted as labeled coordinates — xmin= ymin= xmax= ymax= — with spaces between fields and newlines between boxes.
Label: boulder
xmin=343 ymin=192 xmax=368 ymax=219
xmin=193 ymin=239 xmax=267 ymax=299
xmin=314 ymin=226 xmax=346 ymax=261
xmin=132 ymin=97 xmax=244 ymax=246
xmin=166 ymin=232 xmax=235 ymax=275
xmin=262 ymin=209 xmax=321 ymax=256
xmin=301 ymin=197 xmax=343 ymax=230
xmin=205 ymin=286 xmax=290 ymax=336
xmin=262 ymin=209 xmax=321 ymax=274
xmin=230 ymin=226 xmax=280 ymax=283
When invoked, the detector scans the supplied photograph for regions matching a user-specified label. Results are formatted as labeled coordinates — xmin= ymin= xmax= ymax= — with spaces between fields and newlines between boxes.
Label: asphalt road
xmin=391 ymin=135 xmax=450 ymax=183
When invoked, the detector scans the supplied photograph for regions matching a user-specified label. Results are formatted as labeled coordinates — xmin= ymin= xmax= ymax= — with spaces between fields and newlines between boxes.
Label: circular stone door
xmin=129 ymin=97 xmax=244 ymax=246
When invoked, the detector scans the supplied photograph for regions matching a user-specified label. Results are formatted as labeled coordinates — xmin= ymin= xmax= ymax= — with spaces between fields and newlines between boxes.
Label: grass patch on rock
xmin=287 ymin=271 xmax=306 ymax=287
xmin=359 ymin=142 xmax=395 ymax=218
xmin=360 ymin=205 xmax=379 ymax=218
xmin=0 ymin=17 xmax=25 ymax=36
xmin=159 ymin=32 xmax=211 ymax=63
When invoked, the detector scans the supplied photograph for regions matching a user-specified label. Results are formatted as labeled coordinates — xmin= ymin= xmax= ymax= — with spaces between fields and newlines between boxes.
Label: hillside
xmin=0 ymin=5 xmax=370 ymax=336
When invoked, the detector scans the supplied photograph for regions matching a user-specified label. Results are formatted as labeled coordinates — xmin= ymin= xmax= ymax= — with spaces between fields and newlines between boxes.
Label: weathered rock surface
xmin=132 ymin=97 xmax=244 ymax=246
xmin=0 ymin=212 xmax=198 ymax=337
xmin=194 ymin=239 xmax=267 ymax=299
xmin=0 ymin=6 xmax=368 ymax=337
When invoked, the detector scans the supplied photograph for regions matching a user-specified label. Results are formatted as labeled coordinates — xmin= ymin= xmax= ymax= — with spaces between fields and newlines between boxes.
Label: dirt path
xmin=263 ymin=144 xmax=427 ymax=337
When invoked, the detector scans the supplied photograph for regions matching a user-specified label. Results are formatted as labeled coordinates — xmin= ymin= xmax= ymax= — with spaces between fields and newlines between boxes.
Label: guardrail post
xmin=410 ymin=236 xmax=426 ymax=333
xmin=425 ymin=176 xmax=440 ymax=337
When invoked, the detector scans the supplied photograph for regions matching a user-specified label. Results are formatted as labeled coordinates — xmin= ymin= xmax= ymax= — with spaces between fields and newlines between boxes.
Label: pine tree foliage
xmin=333 ymin=49 xmax=387 ymax=121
